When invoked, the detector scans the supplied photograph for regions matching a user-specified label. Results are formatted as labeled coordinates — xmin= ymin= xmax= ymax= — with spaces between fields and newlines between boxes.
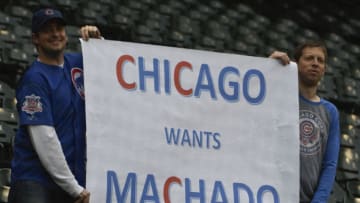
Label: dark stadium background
xmin=0 ymin=0 xmax=359 ymax=202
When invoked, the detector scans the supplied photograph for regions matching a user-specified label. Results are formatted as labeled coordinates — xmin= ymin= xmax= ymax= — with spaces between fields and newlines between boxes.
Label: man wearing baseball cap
xmin=9 ymin=7 xmax=102 ymax=203
xmin=31 ymin=8 xmax=66 ymax=33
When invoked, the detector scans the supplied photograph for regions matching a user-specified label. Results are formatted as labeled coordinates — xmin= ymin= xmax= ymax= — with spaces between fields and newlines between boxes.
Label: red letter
xmin=116 ymin=55 xmax=136 ymax=89
xmin=164 ymin=176 xmax=182 ymax=203
xmin=174 ymin=61 xmax=193 ymax=96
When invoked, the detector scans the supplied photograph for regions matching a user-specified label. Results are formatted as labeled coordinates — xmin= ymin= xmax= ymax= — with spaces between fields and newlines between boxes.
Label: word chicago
xmin=116 ymin=54 xmax=266 ymax=104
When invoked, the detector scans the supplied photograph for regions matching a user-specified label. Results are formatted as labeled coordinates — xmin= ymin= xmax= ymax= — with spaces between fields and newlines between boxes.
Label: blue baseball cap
xmin=32 ymin=8 xmax=66 ymax=33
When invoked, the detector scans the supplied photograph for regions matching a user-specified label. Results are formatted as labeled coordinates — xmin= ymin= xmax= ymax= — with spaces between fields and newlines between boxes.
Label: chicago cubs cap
xmin=32 ymin=8 xmax=66 ymax=33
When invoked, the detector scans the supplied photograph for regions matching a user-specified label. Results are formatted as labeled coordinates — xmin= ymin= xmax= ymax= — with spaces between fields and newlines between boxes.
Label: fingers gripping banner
xmin=81 ymin=39 xmax=299 ymax=203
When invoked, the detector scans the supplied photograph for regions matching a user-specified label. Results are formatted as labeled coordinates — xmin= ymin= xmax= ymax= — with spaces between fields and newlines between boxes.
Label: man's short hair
xmin=293 ymin=40 xmax=328 ymax=63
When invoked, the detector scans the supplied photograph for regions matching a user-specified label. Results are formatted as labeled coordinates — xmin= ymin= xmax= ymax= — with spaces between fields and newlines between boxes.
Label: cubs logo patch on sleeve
xmin=22 ymin=94 xmax=43 ymax=115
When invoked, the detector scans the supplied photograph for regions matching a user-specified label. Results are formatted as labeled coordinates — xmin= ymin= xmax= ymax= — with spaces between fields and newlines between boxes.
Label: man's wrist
xmin=77 ymin=189 xmax=90 ymax=200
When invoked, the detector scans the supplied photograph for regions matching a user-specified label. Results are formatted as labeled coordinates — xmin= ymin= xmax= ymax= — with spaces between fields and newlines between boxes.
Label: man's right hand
xmin=74 ymin=189 xmax=90 ymax=203
xmin=269 ymin=51 xmax=291 ymax=65
xmin=79 ymin=25 xmax=102 ymax=41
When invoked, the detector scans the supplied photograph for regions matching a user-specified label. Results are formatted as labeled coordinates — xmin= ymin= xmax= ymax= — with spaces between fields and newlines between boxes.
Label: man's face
xmin=32 ymin=19 xmax=68 ymax=57
xmin=297 ymin=47 xmax=326 ymax=87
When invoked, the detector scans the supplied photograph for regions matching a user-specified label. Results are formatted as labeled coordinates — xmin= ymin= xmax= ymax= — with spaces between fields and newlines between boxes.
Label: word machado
xmin=116 ymin=55 xmax=266 ymax=104
xmin=106 ymin=171 xmax=280 ymax=203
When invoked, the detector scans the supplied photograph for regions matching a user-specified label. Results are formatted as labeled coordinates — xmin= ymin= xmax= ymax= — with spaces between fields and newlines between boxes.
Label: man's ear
xmin=32 ymin=33 xmax=38 ymax=45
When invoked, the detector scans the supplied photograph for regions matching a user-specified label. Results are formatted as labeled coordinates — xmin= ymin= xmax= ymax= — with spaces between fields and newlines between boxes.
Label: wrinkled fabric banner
xmin=81 ymin=39 xmax=299 ymax=203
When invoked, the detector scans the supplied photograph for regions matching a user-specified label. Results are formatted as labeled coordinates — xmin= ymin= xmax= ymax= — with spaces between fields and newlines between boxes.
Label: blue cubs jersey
xmin=11 ymin=53 xmax=86 ymax=188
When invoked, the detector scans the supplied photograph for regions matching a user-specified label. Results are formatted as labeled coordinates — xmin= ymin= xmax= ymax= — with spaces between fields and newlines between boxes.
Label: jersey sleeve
xmin=17 ymin=77 xmax=54 ymax=126
xmin=311 ymin=104 xmax=340 ymax=203
xmin=28 ymin=125 xmax=84 ymax=197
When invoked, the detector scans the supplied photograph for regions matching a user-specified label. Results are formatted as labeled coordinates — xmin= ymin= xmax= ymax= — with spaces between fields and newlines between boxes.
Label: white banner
xmin=81 ymin=39 xmax=299 ymax=203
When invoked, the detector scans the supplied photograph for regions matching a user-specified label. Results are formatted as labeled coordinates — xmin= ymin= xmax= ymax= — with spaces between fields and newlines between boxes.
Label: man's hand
xmin=80 ymin=25 xmax=102 ymax=41
xmin=74 ymin=189 xmax=90 ymax=203
xmin=269 ymin=51 xmax=291 ymax=65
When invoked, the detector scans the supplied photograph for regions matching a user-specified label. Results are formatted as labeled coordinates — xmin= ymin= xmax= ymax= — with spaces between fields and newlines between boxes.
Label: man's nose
xmin=312 ymin=57 xmax=320 ymax=66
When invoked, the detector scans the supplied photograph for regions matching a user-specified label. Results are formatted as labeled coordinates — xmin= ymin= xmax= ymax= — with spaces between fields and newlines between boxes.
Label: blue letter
xmin=192 ymin=130 xmax=203 ymax=148
xmin=106 ymin=171 xmax=136 ymax=203
xmin=164 ymin=59 xmax=171 ymax=94
xmin=219 ymin=66 xmax=240 ymax=102
xmin=140 ymin=174 xmax=160 ymax=203
xmin=211 ymin=181 xmax=228 ymax=203
xmin=257 ymin=185 xmax=279 ymax=203
xmin=194 ymin=64 xmax=216 ymax=99
xmin=212 ymin=133 xmax=221 ymax=150
xmin=233 ymin=183 xmax=254 ymax=203
xmin=139 ymin=57 xmax=160 ymax=93
xmin=243 ymin=69 xmax=266 ymax=104
xmin=181 ymin=129 xmax=191 ymax=147
xmin=185 ymin=178 xmax=205 ymax=203
xmin=165 ymin=127 xmax=181 ymax=145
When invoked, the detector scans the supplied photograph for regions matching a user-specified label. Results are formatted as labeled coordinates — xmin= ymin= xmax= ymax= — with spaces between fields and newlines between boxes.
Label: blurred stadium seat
xmin=329 ymin=182 xmax=347 ymax=202
xmin=0 ymin=11 xmax=12 ymax=29
xmin=11 ymin=24 xmax=31 ymax=44
xmin=0 ymin=80 xmax=16 ymax=171
xmin=0 ymin=80 xmax=18 ymax=127
xmin=65 ymin=25 xmax=81 ymax=52
xmin=0 ymin=29 xmax=16 ymax=48
xmin=112 ymin=13 xmax=133 ymax=30
xmin=6 ymin=5 xmax=31 ymax=26
xmin=337 ymin=147 xmax=360 ymax=178
xmin=195 ymin=36 xmax=217 ymax=51
xmin=0 ymin=122 xmax=14 ymax=145
xmin=229 ymin=40 xmax=249 ymax=55
xmin=317 ymin=75 xmax=338 ymax=100
xmin=53 ymin=0 xmax=74 ymax=10
xmin=133 ymin=24 xmax=154 ymax=44
xmin=347 ymin=180 xmax=360 ymax=201
xmin=337 ymin=79 xmax=353 ymax=101
xmin=2 ymin=48 xmax=29 ymax=67
xmin=0 ymin=168 xmax=10 ymax=203
xmin=0 ymin=121 xmax=15 ymax=169
xmin=76 ymin=7 xmax=98 ymax=25
xmin=166 ymin=30 xmax=186 ymax=47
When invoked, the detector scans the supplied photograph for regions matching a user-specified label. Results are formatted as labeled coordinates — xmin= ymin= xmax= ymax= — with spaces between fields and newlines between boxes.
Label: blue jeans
xmin=8 ymin=181 xmax=75 ymax=203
